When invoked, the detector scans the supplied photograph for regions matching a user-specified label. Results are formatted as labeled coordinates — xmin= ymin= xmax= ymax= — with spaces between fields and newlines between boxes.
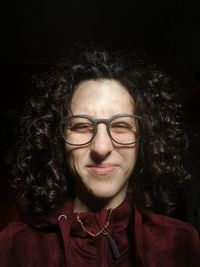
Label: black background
xmin=1 ymin=1 xmax=200 ymax=105
xmin=0 ymin=1 xmax=200 ymax=108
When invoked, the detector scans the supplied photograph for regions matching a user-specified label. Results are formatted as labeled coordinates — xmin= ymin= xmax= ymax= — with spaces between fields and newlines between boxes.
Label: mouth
xmin=86 ymin=164 xmax=119 ymax=175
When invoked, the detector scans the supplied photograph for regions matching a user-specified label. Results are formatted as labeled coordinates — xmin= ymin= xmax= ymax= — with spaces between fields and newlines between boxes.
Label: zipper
xmin=100 ymin=230 xmax=109 ymax=267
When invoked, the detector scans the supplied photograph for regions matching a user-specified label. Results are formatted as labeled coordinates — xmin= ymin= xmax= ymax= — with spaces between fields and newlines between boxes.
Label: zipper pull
xmin=102 ymin=229 xmax=120 ymax=259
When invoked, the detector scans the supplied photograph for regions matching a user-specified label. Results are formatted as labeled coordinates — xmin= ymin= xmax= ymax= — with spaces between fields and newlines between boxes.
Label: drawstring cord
xmin=101 ymin=228 xmax=120 ymax=259
xmin=58 ymin=214 xmax=70 ymax=267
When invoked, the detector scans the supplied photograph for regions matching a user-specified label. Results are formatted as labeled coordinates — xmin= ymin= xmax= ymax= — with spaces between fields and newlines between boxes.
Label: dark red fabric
xmin=0 ymin=195 xmax=200 ymax=267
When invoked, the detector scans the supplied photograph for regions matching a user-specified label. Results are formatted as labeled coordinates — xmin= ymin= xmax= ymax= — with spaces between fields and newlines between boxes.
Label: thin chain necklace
xmin=76 ymin=208 xmax=113 ymax=237
xmin=77 ymin=208 xmax=120 ymax=259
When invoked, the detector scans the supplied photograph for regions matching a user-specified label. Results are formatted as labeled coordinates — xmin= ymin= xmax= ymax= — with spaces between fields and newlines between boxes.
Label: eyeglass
xmin=60 ymin=114 xmax=142 ymax=146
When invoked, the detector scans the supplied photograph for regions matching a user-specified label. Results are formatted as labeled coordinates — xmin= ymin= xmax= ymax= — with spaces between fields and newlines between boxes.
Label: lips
xmin=86 ymin=164 xmax=119 ymax=175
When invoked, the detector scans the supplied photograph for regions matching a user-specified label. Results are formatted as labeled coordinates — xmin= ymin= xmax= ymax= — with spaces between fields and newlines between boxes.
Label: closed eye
xmin=70 ymin=123 xmax=94 ymax=132
xmin=111 ymin=123 xmax=133 ymax=132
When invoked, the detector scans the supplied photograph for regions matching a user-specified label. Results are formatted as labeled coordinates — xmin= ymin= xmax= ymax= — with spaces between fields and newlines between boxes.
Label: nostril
xmin=90 ymin=150 xmax=112 ymax=163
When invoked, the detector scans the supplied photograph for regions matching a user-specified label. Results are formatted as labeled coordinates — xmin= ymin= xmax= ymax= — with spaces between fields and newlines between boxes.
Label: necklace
xmin=76 ymin=208 xmax=113 ymax=237
xmin=77 ymin=208 xmax=120 ymax=259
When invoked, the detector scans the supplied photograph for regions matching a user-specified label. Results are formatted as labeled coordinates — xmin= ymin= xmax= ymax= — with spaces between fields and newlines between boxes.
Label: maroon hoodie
xmin=0 ymin=195 xmax=200 ymax=267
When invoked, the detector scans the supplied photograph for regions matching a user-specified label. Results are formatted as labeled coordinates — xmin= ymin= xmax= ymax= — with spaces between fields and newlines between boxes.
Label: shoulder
xmin=138 ymin=209 xmax=200 ymax=245
xmin=0 ymin=220 xmax=60 ymax=267
xmin=144 ymin=210 xmax=198 ymax=233
xmin=135 ymin=209 xmax=200 ymax=267
xmin=0 ymin=221 xmax=29 ymax=240
xmin=0 ymin=221 xmax=32 ymax=248
xmin=0 ymin=221 xmax=30 ymax=266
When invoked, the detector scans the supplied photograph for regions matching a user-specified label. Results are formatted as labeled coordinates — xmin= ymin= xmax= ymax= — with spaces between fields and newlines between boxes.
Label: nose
xmin=90 ymin=124 xmax=113 ymax=160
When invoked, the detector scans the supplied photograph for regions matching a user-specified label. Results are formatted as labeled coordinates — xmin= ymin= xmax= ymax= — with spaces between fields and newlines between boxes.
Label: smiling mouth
xmin=86 ymin=164 xmax=119 ymax=175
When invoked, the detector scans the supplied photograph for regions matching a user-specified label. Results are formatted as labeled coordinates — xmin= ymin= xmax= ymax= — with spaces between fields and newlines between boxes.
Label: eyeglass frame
xmin=60 ymin=113 xmax=142 ymax=146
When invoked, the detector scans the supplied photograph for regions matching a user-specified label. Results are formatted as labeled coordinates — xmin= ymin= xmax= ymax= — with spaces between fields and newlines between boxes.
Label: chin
xmin=89 ymin=184 xmax=116 ymax=196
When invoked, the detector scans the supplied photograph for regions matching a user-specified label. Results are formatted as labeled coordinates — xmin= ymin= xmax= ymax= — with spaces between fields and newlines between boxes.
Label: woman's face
xmin=65 ymin=79 xmax=139 ymax=211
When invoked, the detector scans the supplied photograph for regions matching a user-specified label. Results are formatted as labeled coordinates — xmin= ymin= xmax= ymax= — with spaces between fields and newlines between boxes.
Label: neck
xmin=73 ymin=191 xmax=127 ymax=213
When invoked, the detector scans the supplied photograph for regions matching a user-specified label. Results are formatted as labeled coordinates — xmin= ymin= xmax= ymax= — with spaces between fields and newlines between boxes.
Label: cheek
xmin=123 ymin=147 xmax=138 ymax=172
xmin=65 ymin=146 xmax=76 ymax=170
xmin=66 ymin=152 xmax=78 ymax=171
xmin=65 ymin=147 xmax=86 ymax=173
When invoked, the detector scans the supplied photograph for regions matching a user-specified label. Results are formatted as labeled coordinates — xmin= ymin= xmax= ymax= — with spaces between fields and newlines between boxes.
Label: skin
xmin=66 ymin=79 xmax=138 ymax=212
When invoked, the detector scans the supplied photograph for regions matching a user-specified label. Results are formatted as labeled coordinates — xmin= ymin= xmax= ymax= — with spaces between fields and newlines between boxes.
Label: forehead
xmin=70 ymin=79 xmax=135 ymax=116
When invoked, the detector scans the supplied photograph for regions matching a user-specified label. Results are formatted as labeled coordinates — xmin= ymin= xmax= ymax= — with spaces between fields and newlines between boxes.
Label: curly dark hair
xmin=14 ymin=45 xmax=190 ymax=217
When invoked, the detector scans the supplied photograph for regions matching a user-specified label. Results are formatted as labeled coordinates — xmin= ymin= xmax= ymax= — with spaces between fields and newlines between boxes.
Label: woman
xmin=0 ymin=46 xmax=199 ymax=266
